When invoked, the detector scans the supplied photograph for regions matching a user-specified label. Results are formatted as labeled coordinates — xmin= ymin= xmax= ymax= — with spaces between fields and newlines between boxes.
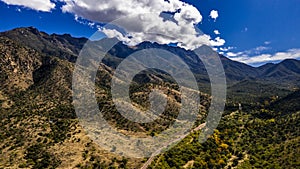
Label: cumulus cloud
xmin=0 ymin=0 xmax=55 ymax=12
xmin=209 ymin=10 xmax=219 ymax=21
xmin=210 ymin=37 xmax=225 ymax=47
xmin=228 ymin=49 xmax=300 ymax=66
xmin=61 ymin=0 xmax=224 ymax=50
xmin=214 ymin=30 xmax=220 ymax=35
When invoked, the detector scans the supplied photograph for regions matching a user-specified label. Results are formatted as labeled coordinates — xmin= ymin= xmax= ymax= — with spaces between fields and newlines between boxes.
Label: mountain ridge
xmin=2 ymin=27 xmax=300 ymax=102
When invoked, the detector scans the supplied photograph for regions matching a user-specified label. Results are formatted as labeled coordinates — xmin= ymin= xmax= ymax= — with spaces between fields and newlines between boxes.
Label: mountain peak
xmin=281 ymin=58 xmax=300 ymax=64
xmin=9 ymin=26 xmax=45 ymax=36
xmin=0 ymin=27 xmax=87 ymax=62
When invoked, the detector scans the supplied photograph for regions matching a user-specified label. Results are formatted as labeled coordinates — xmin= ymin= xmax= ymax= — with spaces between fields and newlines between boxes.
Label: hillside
xmin=0 ymin=27 xmax=299 ymax=169
xmin=256 ymin=59 xmax=300 ymax=88
xmin=0 ymin=27 xmax=87 ymax=62
xmin=270 ymin=90 xmax=300 ymax=114
xmin=0 ymin=27 xmax=210 ymax=168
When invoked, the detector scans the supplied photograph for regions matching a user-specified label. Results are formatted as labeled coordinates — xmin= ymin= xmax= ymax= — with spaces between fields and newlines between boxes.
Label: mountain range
xmin=2 ymin=27 xmax=299 ymax=101
xmin=0 ymin=27 xmax=299 ymax=168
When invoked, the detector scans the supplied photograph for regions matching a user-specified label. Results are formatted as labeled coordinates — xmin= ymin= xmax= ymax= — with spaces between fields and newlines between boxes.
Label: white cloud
xmin=74 ymin=15 xmax=98 ymax=28
xmin=224 ymin=45 xmax=270 ymax=59
xmin=228 ymin=49 xmax=300 ymax=66
xmin=214 ymin=30 xmax=220 ymax=35
xmin=209 ymin=10 xmax=219 ymax=21
xmin=243 ymin=46 xmax=271 ymax=55
xmin=226 ymin=52 xmax=243 ymax=57
xmin=88 ymin=22 xmax=95 ymax=28
xmin=212 ymin=48 xmax=218 ymax=51
xmin=220 ymin=46 xmax=235 ymax=52
xmin=0 ymin=0 xmax=55 ymax=12
xmin=264 ymin=41 xmax=271 ymax=45
xmin=226 ymin=52 xmax=237 ymax=57
xmin=225 ymin=45 xmax=270 ymax=57
xmin=61 ymin=0 xmax=225 ymax=50
xmin=255 ymin=46 xmax=269 ymax=51
xmin=210 ymin=37 xmax=225 ymax=47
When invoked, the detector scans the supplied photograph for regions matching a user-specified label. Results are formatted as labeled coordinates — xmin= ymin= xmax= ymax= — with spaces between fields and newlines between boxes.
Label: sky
xmin=0 ymin=0 xmax=299 ymax=67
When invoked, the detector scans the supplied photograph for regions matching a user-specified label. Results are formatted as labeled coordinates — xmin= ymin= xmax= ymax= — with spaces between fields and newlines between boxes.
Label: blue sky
xmin=0 ymin=0 xmax=299 ymax=66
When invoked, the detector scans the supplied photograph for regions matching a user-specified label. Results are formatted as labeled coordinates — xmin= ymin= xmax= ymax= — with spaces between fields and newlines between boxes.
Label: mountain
xmin=227 ymin=80 xmax=291 ymax=103
xmin=220 ymin=55 xmax=259 ymax=81
xmin=2 ymin=26 xmax=300 ymax=106
xmin=259 ymin=59 xmax=300 ymax=78
xmin=270 ymin=90 xmax=300 ymax=114
xmin=0 ymin=27 xmax=87 ymax=62
xmin=2 ymin=27 xmax=300 ymax=89
xmin=257 ymin=59 xmax=300 ymax=88
xmin=0 ymin=27 xmax=299 ymax=169
xmin=0 ymin=27 xmax=210 ymax=168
